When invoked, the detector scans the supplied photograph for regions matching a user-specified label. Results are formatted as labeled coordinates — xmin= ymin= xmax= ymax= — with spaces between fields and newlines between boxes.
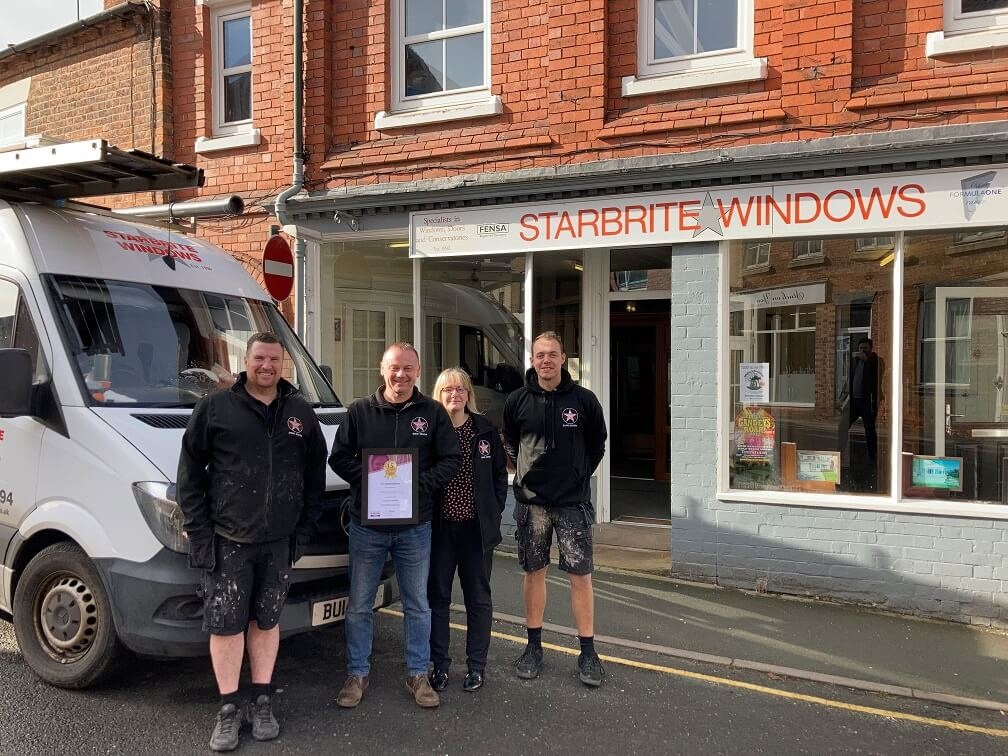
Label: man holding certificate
xmin=328 ymin=342 xmax=461 ymax=709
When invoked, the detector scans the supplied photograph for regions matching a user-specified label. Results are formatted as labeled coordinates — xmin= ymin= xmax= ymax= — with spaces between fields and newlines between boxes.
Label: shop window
xmin=623 ymin=0 xmax=766 ymax=96
xmin=419 ymin=255 xmax=525 ymax=431
xmin=388 ymin=0 xmax=491 ymax=117
xmin=534 ymin=253 xmax=583 ymax=382
xmin=902 ymin=229 xmax=1008 ymax=505
xmin=727 ymin=238 xmax=892 ymax=496
xmin=792 ymin=239 xmax=823 ymax=261
xmin=610 ymin=247 xmax=671 ymax=292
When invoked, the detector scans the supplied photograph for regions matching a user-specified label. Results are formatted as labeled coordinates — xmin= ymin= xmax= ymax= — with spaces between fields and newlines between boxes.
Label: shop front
xmin=294 ymin=161 xmax=1008 ymax=624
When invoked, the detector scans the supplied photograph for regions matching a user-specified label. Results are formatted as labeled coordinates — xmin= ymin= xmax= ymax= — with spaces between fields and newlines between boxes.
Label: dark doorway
xmin=609 ymin=299 xmax=671 ymax=522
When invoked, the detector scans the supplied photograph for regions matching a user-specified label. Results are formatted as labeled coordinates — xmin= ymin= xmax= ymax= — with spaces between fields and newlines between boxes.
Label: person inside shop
xmin=328 ymin=342 xmax=461 ymax=710
xmin=427 ymin=367 xmax=508 ymax=694
xmin=845 ymin=337 xmax=882 ymax=488
xmin=503 ymin=331 xmax=608 ymax=687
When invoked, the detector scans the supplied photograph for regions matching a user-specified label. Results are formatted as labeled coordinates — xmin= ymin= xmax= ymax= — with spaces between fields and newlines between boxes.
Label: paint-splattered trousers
xmin=516 ymin=502 xmax=594 ymax=575
xmin=200 ymin=537 xmax=291 ymax=635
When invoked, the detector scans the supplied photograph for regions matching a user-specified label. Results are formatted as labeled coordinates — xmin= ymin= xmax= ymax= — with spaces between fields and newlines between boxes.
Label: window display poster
xmin=797 ymin=450 xmax=841 ymax=483
xmin=734 ymin=407 xmax=776 ymax=464
xmin=740 ymin=362 xmax=770 ymax=404
xmin=911 ymin=456 xmax=963 ymax=491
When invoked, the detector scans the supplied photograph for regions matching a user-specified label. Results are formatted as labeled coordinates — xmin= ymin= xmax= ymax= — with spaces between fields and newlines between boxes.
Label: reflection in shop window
xmin=902 ymin=228 xmax=1008 ymax=505
xmin=792 ymin=239 xmax=823 ymax=260
xmin=727 ymin=238 xmax=892 ymax=496
xmin=419 ymin=255 xmax=525 ymax=431
xmin=855 ymin=235 xmax=895 ymax=252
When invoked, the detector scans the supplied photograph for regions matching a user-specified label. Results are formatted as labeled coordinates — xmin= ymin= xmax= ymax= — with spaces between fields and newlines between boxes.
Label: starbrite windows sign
xmin=408 ymin=165 xmax=1008 ymax=257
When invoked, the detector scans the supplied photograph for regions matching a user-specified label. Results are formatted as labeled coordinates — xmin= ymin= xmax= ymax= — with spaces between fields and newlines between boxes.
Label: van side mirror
xmin=0 ymin=348 xmax=32 ymax=416
xmin=319 ymin=364 xmax=333 ymax=385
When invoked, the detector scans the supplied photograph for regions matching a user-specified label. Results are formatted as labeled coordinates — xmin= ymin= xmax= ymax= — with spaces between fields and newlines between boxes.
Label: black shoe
xmin=514 ymin=645 xmax=543 ymax=679
xmin=463 ymin=670 xmax=484 ymax=692
xmin=578 ymin=652 xmax=605 ymax=687
xmin=247 ymin=694 xmax=279 ymax=742
xmin=428 ymin=667 xmax=449 ymax=692
xmin=209 ymin=703 xmax=242 ymax=752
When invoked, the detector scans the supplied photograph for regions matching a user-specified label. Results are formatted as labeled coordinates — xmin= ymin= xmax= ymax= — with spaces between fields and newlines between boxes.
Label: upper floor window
xmin=0 ymin=103 xmax=25 ymax=148
xmin=926 ymin=0 xmax=1008 ymax=56
xmin=793 ymin=239 xmax=824 ymax=261
xmin=392 ymin=0 xmax=490 ymax=112
xmin=212 ymin=3 xmax=252 ymax=135
xmin=623 ymin=0 xmax=765 ymax=96
xmin=947 ymin=0 xmax=1008 ymax=34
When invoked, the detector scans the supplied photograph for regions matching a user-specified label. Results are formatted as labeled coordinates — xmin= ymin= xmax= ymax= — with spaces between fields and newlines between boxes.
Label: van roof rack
xmin=0 ymin=139 xmax=203 ymax=203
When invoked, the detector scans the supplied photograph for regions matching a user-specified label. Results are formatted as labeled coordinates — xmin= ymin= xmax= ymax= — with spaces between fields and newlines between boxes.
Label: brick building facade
xmin=4 ymin=0 xmax=1008 ymax=625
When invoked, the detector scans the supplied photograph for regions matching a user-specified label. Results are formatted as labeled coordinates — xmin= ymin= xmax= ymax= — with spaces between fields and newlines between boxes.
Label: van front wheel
xmin=13 ymin=542 xmax=121 ymax=689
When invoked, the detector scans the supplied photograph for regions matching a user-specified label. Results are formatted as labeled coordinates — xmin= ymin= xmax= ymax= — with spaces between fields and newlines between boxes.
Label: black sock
xmin=527 ymin=626 xmax=543 ymax=650
xmin=220 ymin=690 xmax=242 ymax=708
xmin=250 ymin=682 xmax=271 ymax=700
xmin=579 ymin=635 xmax=596 ymax=656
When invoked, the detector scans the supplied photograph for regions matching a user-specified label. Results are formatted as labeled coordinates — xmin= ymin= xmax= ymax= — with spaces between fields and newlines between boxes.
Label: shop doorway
xmin=609 ymin=299 xmax=671 ymax=522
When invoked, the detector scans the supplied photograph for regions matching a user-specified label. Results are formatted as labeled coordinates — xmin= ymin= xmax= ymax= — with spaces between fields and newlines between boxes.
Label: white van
xmin=0 ymin=142 xmax=392 ymax=688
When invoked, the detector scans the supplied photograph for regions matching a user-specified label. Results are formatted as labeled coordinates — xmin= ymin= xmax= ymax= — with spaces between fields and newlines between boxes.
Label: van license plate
xmin=311 ymin=586 xmax=385 ymax=627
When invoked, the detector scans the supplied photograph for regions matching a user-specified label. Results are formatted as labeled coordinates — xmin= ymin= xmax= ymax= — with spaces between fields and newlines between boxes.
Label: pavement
xmin=476 ymin=546 xmax=1008 ymax=711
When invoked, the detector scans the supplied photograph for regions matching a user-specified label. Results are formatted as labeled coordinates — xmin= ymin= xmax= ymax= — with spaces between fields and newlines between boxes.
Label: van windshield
xmin=46 ymin=275 xmax=340 ymax=407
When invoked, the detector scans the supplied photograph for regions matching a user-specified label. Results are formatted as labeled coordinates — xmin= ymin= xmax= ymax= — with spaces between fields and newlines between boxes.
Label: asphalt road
xmin=1 ymin=607 xmax=1007 ymax=754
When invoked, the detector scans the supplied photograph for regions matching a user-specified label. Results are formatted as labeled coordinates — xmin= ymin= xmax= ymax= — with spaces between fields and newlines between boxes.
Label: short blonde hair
xmin=432 ymin=367 xmax=479 ymax=413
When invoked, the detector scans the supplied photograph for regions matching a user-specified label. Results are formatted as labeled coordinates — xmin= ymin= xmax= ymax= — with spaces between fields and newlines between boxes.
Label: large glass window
xmin=418 ymin=255 xmax=525 ymax=430
xmin=727 ymin=238 xmax=892 ymax=495
xmin=534 ymin=252 xmax=583 ymax=382
xmin=318 ymin=240 xmax=413 ymax=403
xmin=901 ymin=228 xmax=1008 ymax=505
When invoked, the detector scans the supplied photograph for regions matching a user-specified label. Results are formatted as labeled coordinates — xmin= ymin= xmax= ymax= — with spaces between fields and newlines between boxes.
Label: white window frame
xmin=211 ymin=2 xmax=253 ymax=137
xmin=623 ymin=0 xmax=767 ymax=97
xmin=387 ymin=0 xmax=493 ymax=117
xmin=743 ymin=242 xmax=770 ymax=269
xmin=0 ymin=103 xmax=26 ymax=148
xmin=926 ymin=0 xmax=1008 ymax=56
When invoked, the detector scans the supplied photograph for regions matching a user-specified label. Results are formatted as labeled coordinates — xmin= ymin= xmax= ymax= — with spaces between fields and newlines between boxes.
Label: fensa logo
xmin=478 ymin=223 xmax=509 ymax=237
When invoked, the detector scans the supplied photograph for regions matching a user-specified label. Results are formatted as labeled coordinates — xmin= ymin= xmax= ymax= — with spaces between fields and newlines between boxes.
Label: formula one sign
xmin=409 ymin=165 xmax=1006 ymax=257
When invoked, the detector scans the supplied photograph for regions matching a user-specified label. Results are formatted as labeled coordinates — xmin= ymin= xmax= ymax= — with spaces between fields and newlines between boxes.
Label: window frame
xmin=743 ymin=242 xmax=770 ymax=269
xmin=944 ymin=0 xmax=1008 ymax=35
xmin=792 ymin=239 xmax=824 ymax=261
xmin=211 ymin=2 xmax=253 ymax=137
xmin=390 ymin=0 xmax=492 ymax=114
xmin=0 ymin=102 xmax=26 ymax=148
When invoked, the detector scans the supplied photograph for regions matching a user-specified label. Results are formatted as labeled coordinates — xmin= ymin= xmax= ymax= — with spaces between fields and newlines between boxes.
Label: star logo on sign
xmin=478 ymin=440 xmax=491 ymax=456
xmin=562 ymin=408 xmax=578 ymax=424
xmin=411 ymin=417 xmax=428 ymax=433
xmin=692 ymin=192 xmax=724 ymax=238
xmin=287 ymin=417 xmax=303 ymax=433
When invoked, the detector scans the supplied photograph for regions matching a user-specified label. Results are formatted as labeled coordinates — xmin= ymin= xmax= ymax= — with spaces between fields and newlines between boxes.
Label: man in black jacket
xmin=178 ymin=332 xmax=326 ymax=752
xmin=328 ymin=342 xmax=461 ymax=710
xmin=503 ymin=331 xmax=607 ymax=687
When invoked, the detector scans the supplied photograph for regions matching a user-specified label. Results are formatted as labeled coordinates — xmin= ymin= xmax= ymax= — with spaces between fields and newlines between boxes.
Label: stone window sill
xmin=194 ymin=129 xmax=261 ymax=154
xmin=375 ymin=96 xmax=503 ymax=131
xmin=926 ymin=28 xmax=1008 ymax=57
xmin=621 ymin=58 xmax=767 ymax=97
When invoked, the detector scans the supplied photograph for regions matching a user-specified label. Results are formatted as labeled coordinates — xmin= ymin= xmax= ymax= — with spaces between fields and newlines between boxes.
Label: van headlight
xmin=133 ymin=482 xmax=190 ymax=554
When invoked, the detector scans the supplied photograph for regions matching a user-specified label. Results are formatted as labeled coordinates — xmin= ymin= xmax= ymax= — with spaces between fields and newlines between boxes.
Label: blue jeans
xmin=346 ymin=520 xmax=432 ymax=677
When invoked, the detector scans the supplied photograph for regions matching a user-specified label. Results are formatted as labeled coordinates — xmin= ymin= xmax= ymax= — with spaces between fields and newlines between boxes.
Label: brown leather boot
xmin=336 ymin=675 xmax=368 ymax=708
xmin=406 ymin=674 xmax=440 ymax=708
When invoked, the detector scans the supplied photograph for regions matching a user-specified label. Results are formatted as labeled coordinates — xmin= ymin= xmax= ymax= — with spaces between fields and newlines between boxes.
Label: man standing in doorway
xmin=328 ymin=343 xmax=460 ymax=709
xmin=178 ymin=332 xmax=327 ymax=752
xmin=850 ymin=337 xmax=881 ymax=464
xmin=503 ymin=331 xmax=608 ymax=687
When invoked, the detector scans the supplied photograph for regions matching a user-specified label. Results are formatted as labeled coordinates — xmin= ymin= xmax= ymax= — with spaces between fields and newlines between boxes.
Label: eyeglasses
xmin=441 ymin=386 xmax=468 ymax=395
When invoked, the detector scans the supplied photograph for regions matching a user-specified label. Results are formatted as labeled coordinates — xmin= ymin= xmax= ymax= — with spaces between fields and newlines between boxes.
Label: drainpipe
xmin=274 ymin=0 xmax=306 ymax=339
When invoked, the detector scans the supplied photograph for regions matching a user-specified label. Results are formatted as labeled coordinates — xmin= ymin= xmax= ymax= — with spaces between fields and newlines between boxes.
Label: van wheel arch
xmin=12 ymin=540 xmax=121 ymax=688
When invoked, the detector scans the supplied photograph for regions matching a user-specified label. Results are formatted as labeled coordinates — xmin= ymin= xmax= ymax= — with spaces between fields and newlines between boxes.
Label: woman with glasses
xmin=427 ymin=367 xmax=508 ymax=692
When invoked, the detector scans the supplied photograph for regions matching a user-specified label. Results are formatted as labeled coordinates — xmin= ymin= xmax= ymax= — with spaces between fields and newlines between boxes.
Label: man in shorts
xmin=178 ymin=332 xmax=327 ymax=751
xmin=503 ymin=331 xmax=608 ymax=687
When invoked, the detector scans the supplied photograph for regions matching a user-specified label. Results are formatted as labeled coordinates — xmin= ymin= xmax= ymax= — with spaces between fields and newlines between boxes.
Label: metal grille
xmin=132 ymin=414 xmax=191 ymax=429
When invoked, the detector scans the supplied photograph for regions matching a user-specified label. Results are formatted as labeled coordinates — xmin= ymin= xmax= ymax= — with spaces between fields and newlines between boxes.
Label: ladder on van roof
xmin=0 ymin=139 xmax=203 ymax=204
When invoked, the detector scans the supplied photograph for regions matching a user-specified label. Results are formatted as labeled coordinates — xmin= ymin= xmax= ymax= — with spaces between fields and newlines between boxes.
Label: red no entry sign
xmin=262 ymin=235 xmax=294 ymax=301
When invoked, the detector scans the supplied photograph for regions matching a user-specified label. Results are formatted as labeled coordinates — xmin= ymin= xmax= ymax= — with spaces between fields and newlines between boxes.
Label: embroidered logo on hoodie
xmin=411 ymin=416 xmax=429 ymax=435
xmin=561 ymin=408 xmax=579 ymax=428
xmin=478 ymin=439 xmax=491 ymax=458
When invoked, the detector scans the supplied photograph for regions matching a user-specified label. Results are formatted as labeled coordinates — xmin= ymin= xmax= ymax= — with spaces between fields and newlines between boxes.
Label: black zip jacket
xmin=502 ymin=368 xmax=607 ymax=508
xmin=328 ymin=386 xmax=461 ymax=527
xmin=436 ymin=412 xmax=508 ymax=552
xmin=177 ymin=374 xmax=327 ymax=570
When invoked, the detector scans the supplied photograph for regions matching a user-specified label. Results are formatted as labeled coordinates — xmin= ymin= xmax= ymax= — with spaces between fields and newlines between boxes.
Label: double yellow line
xmin=379 ymin=608 xmax=1008 ymax=738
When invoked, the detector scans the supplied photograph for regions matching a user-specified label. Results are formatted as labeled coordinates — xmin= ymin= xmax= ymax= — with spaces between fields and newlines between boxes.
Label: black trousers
xmin=428 ymin=518 xmax=493 ymax=673
xmin=850 ymin=397 xmax=878 ymax=461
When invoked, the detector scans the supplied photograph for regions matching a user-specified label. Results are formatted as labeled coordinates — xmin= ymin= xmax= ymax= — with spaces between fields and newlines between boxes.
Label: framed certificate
xmin=361 ymin=448 xmax=419 ymax=525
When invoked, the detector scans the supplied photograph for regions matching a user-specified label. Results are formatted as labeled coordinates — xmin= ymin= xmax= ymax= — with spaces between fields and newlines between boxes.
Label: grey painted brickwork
xmin=667 ymin=244 xmax=1008 ymax=629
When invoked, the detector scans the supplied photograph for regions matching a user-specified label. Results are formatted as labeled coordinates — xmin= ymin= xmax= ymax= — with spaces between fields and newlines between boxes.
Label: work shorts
xmin=516 ymin=502 xmax=594 ymax=576
xmin=201 ymin=537 xmax=291 ymax=635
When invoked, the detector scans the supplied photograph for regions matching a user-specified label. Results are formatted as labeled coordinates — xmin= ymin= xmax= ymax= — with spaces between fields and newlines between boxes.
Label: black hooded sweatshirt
xmin=177 ymin=373 xmax=327 ymax=570
xmin=502 ymin=367 xmax=607 ymax=508
xmin=328 ymin=385 xmax=461 ymax=527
